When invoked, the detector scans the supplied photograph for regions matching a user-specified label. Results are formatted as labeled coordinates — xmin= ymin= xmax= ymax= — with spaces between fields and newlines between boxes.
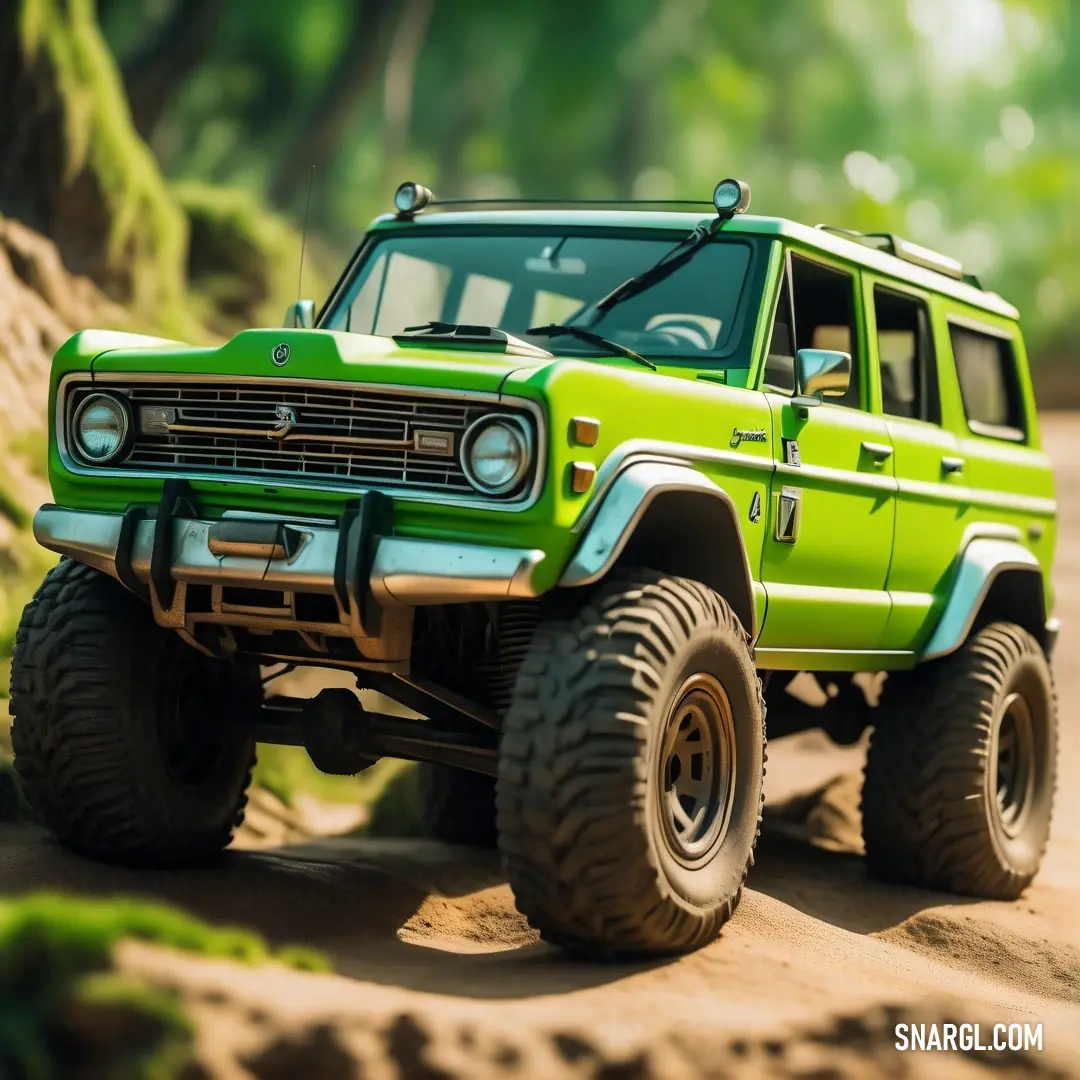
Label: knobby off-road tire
xmin=10 ymin=559 xmax=259 ymax=866
xmin=497 ymin=571 xmax=766 ymax=958
xmin=862 ymin=621 xmax=1056 ymax=899
xmin=418 ymin=764 xmax=497 ymax=847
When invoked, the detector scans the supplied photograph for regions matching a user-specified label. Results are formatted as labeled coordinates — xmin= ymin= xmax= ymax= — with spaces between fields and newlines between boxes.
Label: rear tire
xmin=862 ymin=622 xmax=1056 ymax=899
xmin=497 ymin=571 xmax=765 ymax=958
xmin=10 ymin=559 xmax=259 ymax=867
xmin=418 ymin=764 xmax=497 ymax=847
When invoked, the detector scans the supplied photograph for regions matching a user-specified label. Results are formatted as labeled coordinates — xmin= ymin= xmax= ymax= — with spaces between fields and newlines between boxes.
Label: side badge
xmin=776 ymin=486 xmax=801 ymax=543
xmin=749 ymin=491 xmax=762 ymax=524
xmin=783 ymin=437 xmax=801 ymax=466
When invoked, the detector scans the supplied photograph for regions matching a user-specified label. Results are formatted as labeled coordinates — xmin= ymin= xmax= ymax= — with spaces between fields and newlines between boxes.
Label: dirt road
xmin=4 ymin=417 xmax=1080 ymax=1078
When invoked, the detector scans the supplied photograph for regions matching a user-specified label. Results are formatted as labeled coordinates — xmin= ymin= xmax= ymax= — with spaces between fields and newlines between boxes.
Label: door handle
xmin=861 ymin=441 xmax=893 ymax=464
xmin=941 ymin=456 xmax=965 ymax=475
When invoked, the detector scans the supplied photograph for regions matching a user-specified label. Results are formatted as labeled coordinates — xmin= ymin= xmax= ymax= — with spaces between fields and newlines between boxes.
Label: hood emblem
xmin=271 ymin=342 xmax=292 ymax=366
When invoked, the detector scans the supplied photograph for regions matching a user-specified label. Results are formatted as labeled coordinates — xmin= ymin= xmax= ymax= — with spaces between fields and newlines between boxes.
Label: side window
xmin=874 ymin=287 xmax=940 ymax=423
xmin=948 ymin=324 xmax=1026 ymax=440
xmin=790 ymin=256 xmax=861 ymax=409
xmin=763 ymin=273 xmax=796 ymax=394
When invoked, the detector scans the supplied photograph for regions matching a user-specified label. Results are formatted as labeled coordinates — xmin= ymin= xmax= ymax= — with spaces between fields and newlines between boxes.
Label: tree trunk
xmin=382 ymin=0 xmax=436 ymax=163
xmin=120 ymin=0 xmax=224 ymax=142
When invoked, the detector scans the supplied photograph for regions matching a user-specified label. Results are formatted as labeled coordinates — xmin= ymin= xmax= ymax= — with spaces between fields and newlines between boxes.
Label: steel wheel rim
xmin=994 ymin=692 xmax=1036 ymax=838
xmin=657 ymin=673 xmax=737 ymax=865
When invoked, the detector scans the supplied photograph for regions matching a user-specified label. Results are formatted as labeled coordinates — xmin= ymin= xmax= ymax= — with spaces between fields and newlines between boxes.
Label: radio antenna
xmin=297 ymin=165 xmax=315 ymax=308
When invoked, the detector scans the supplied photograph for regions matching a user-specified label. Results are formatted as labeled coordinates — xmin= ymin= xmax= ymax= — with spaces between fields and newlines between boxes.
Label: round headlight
xmin=463 ymin=417 xmax=529 ymax=495
xmin=73 ymin=393 xmax=130 ymax=463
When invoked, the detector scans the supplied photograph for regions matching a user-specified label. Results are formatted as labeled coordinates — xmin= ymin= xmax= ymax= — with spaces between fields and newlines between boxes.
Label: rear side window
xmin=948 ymin=323 xmax=1026 ymax=441
xmin=874 ymin=287 xmax=940 ymax=424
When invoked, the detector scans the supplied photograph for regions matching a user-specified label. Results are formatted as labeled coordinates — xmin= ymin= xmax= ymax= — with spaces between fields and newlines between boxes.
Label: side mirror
xmin=284 ymin=299 xmax=315 ymax=329
xmin=793 ymin=348 xmax=851 ymax=409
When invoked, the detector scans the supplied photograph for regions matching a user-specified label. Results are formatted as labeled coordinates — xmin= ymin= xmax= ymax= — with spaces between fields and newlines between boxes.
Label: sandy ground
xmin=4 ymin=416 xmax=1080 ymax=1078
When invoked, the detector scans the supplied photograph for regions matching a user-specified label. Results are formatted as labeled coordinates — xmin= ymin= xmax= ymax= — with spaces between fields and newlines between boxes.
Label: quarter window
xmin=763 ymin=275 xmax=796 ymax=394
xmin=948 ymin=324 xmax=1025 ymax=440
xmin=874 ymin=287 xmax=940 ymax=423
xmin=789 ymin=256 xmax=861 ymax=409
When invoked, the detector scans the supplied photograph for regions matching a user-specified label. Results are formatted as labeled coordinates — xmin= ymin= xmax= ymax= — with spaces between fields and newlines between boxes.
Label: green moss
xmin=0 ymin=893 xmax=328 ymax=1079
xmin=361 ymin=762 xmax=426 ymax=838
xmin=174 ymin=181 xmax=328 ymax=335
xmin=0 ymin=893 xmax=330 ymax=973
xmin=18 ymin=0 xmax=196 ymax=336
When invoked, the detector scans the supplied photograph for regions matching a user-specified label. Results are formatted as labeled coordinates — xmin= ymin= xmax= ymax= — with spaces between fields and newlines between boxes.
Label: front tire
xmin=10 ymin=559 xmax=258 ymax=866
xmin=862 ymin=622 xmax=1056 ymax=899
xmin=497 ymin=571 xmax=765 ymax=958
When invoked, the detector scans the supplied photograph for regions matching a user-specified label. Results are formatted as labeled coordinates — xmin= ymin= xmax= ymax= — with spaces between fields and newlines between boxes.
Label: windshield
xmin=324 ymin=231 xmax=754 ymax=362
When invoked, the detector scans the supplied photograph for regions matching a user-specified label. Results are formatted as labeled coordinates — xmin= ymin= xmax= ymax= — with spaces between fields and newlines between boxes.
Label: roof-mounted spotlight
xmin=394 ymin=181 xmax=433 ymax=217
xmin=712 ymin=178 xmax=751 ymax=221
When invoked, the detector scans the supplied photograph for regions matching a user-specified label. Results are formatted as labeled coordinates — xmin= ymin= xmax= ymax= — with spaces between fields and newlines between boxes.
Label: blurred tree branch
xmin=268 ymin=0 xmax=399 ymax=208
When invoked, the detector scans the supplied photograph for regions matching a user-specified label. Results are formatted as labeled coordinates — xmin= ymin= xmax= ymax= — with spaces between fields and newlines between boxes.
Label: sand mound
xmin=877 ymin=911 xmax=1080 ymax=1006
xmin=120 ymin=939 xmax=1074 ymax=1079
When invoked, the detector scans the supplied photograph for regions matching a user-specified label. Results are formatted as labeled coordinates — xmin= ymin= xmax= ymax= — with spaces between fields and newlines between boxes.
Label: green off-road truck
xmin=11 ymin=179 xmax=1058 ymax=957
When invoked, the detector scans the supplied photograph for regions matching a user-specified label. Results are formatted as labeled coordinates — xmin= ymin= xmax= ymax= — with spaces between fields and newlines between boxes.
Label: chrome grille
xmin=66 ymin=379 xmax=531 ymax=497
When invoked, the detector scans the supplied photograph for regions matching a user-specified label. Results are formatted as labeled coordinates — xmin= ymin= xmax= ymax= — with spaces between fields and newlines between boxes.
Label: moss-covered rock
xmin=175 ymin=182 xmax=328 ymax=336
xmin=0 ymin=893 xmax=328 ymax=1079
xmin=363 ymin=762 xmax=426 ymax=838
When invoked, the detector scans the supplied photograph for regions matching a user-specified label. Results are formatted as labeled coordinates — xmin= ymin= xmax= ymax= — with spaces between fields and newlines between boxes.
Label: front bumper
xmin=33 ymin=505 xmax=545 ymax=606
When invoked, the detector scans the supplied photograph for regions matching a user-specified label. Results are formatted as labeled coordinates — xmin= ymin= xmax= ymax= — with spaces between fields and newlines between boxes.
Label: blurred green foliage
xmin=90 ymin=0 xmax=1079 ymax=364
xmin=253 ymin=744 xmax=410 ymax=809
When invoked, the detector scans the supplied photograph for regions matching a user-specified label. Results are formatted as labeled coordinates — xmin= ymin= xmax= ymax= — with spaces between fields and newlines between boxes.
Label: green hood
xmin=79 ymin=328 xmax=556 ymax=396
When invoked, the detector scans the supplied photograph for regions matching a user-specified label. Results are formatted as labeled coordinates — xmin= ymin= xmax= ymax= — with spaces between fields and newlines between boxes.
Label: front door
xmin=756 ymin=253 xmax=896 ymax=655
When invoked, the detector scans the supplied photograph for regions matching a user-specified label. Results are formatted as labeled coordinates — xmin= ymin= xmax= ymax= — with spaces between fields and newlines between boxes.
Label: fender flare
xmin=921 ymin=536 xmax=1047 ymax=661
xmin=558 ymin=460 xmax=757 ymax=637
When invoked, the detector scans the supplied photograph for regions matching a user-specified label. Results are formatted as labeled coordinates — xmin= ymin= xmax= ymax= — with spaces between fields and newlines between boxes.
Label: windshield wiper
xmin=526 ymin=323 xmax=657 ymax=370
xmin=590 ymin=219 xmax=717 ymax=317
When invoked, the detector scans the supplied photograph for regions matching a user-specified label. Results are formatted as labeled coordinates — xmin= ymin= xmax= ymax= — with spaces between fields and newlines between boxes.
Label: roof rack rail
xmin=424 ymin=196 xmax=717 ymax=210
xmin=814 ymin=224 xmax=969 ymax=285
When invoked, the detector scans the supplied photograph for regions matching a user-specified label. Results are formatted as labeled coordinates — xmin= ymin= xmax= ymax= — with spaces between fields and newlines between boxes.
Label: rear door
xmin=946 ymin=316 xmax=1056 ymax=573
xmin=864 ymin=280 xmax=969 ymax=651
xmin=756 ymin=252 xmax=896 ymax=655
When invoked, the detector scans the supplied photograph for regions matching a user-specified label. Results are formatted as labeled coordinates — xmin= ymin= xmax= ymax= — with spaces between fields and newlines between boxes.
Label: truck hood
xmin=80 ymin=328 xmax=557 ymax=396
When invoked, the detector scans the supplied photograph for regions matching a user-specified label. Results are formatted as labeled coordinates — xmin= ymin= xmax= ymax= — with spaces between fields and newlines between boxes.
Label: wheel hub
xmin=994 ymin=692 xmax=1036 ymax=838
xmin=657 ymin=673 xmax=737 ymax=864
